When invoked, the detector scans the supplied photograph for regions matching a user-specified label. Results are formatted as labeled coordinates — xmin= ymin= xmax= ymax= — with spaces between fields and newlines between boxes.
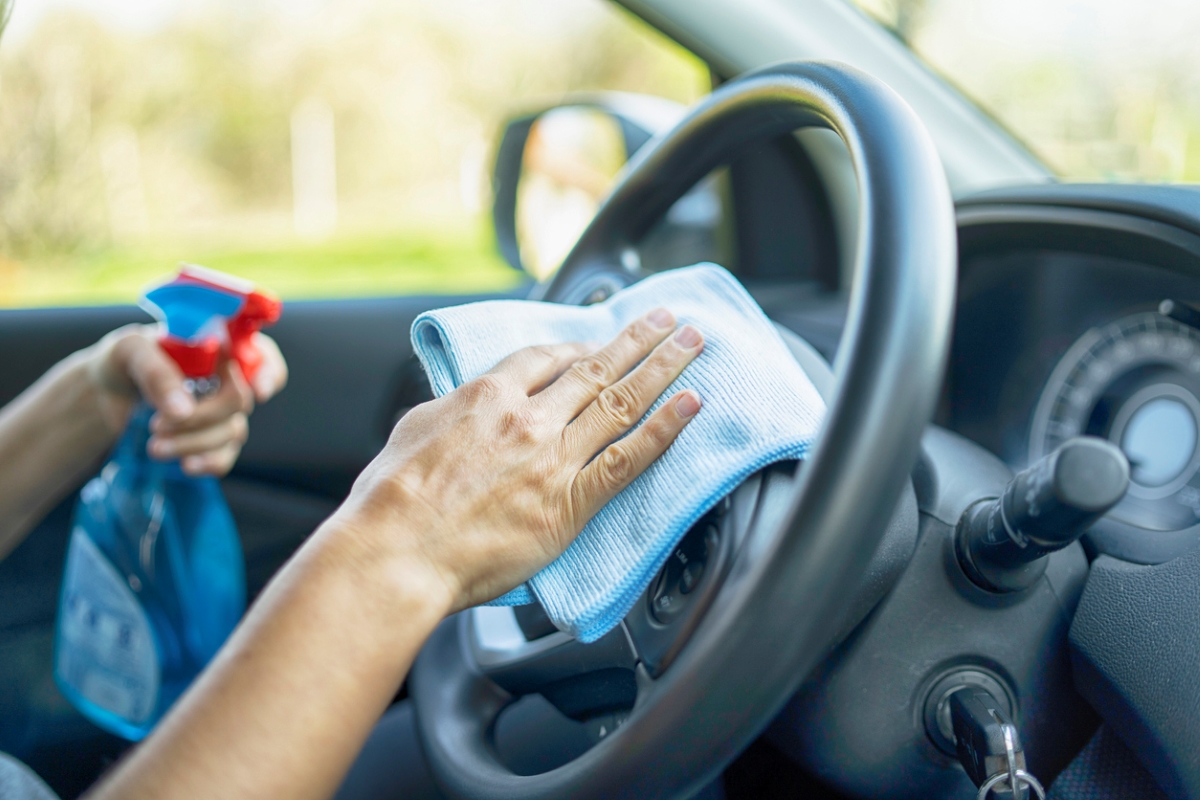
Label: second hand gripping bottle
xmin=54 ymin=265 xmax=282 ymax=741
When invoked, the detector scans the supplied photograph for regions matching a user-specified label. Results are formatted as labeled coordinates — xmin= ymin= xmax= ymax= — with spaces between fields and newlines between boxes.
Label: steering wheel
xmin=411 ymin=60 xmax=957 ymax=800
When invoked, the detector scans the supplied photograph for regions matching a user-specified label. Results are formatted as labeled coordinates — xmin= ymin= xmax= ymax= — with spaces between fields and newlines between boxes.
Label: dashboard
xmin=747 ymin=183 xmax=1200 ymax=800
xmin=945 ymin=184 xmax=1200 ymax=566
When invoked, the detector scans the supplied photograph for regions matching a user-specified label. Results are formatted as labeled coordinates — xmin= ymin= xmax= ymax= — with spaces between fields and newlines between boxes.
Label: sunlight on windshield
xmin=850 ymin=0 xmax=1200 ymax=183
xmin=0 ymin=0 xmax=709 ymax=307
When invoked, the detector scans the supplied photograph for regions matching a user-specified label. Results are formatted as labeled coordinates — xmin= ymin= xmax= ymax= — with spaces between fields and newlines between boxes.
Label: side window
xmin=0 ymin=0 xmax=709 ymax=308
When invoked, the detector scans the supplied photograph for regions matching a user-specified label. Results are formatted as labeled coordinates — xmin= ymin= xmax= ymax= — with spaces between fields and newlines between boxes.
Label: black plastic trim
xmin=1070 ymin=547 xmax=1200 ymax=799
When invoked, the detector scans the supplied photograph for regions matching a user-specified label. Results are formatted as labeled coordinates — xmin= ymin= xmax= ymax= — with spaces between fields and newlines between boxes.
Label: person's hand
xmin=333 ymin=308 xmax=704 ymax=613
xmin=85 ymin=324 xmax=288 ymax=476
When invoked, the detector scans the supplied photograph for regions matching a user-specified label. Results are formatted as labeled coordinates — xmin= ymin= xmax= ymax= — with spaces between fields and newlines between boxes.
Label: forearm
xmin=86 ymin=511 xmax=453 ymax=800
xmin=78 ymin=314 xmax=698 ymax=799
xmin=0 ymin=350 xmax=115 ymax=556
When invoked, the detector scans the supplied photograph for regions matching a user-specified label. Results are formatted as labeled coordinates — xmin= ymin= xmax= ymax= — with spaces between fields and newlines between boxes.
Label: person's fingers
xmin=112 ymin=331 xmax=195 ymax=423
xmin=486 ymin=342 xmax=596 ymax=395
xmin=179 ymin=441 xmax=243 ymax=478
xmin=150 ymin=359 xmax=254 ymax=435
xmin=149 ymin=412 xmax=249 ymax=461
xmin=249 ymin=333 xmax=288 ymax=402
xmin=570 ymin=390 xmax=702 ymax=520
xmin=564 ymin=324 xmax=704 ymax=458
xmin=220 ymin=356 xmax=257 ymax=414
xmin=536 ymin=309 xmax=677 ymax=420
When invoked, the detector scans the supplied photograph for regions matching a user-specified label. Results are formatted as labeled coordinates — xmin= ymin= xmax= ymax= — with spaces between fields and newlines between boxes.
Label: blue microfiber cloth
xmin=410 ymin=264 xmax=825 ymax=642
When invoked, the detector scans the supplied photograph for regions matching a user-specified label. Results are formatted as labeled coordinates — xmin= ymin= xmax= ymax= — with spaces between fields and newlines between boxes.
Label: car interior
xmin=1 ymin=0 xmax=1198 ymax=798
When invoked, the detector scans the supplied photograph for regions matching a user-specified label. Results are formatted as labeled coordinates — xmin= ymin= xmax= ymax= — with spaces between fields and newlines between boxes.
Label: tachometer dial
xmin=1030 ymin=311 xmax=1200 ymax=540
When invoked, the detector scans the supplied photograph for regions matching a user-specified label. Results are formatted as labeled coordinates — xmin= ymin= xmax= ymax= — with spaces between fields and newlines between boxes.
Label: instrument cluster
xmin=947 ymin=248 xmax=1200 ymax=564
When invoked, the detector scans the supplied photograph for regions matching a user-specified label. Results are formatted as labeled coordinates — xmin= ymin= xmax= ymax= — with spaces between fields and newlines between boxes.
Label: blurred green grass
xmin=0 ymin=228 xmax=525 ymax=308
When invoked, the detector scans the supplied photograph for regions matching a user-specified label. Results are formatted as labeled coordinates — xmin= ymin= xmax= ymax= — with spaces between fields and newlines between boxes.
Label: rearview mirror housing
xmin=491 ymin=93 xmax=726 ymax=285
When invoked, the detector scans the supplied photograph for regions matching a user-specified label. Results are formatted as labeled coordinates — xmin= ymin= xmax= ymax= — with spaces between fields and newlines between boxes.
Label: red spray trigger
xmin=227 ymin=289 xmax=282 ymax=383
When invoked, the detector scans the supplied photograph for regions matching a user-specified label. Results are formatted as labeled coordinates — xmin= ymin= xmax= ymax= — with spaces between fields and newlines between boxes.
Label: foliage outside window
xmin=0 ymin=0 xmax=709 ymax=307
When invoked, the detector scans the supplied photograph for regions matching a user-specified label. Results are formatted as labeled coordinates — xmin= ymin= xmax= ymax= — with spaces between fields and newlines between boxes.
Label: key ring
xmin=976 ymin=724 xmax=1046 ymax=800
xmin=976 ymin=770 xmax=1046 ymax=800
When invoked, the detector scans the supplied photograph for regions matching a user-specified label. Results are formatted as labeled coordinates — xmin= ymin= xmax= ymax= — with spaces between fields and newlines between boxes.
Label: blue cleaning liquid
xmin=54 ymin=403 xmax=245 ymax=740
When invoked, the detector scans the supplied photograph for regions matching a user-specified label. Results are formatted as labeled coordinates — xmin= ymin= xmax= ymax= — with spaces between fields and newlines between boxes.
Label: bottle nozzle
xmin=141 ymin=265 xmax=282 ymax=382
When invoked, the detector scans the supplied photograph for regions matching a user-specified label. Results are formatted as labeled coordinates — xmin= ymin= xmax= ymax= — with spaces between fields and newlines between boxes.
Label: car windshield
xmin=848 ymin=0 xmax=1200 ymax=183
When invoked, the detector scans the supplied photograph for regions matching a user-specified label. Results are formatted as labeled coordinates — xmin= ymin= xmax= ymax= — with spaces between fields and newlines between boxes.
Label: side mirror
xmin=492 ymin=93 xmax=726 ymax=284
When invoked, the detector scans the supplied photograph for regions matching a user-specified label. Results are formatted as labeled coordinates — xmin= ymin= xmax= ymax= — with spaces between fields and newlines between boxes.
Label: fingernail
xmin=676 ymin=391 xmax=702 ymax=418
xmin=148 ymin=437 xmax=175 ymax=459
xmin=165 ymin=390 xmax=195 ymax=419
xmin=647 ymin=308 xmax=674 ymax=329
xmin=181 ymin=456 xmax=204 ymax=474
xmin=674 ymin=325 xmax=702 ymax=348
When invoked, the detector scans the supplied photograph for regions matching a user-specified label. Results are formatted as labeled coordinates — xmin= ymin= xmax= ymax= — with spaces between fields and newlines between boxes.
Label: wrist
xmin=312 ymin=507 xmax=460 ymax=627
xmin=48 ymin=350 xmax=122 ymax=444
xmin=79 ymin=330 xmax=143 ymax=436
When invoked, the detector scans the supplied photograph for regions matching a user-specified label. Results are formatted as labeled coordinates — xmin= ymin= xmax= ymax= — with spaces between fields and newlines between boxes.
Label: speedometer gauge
xmin=1030 ymin=311 xmax=1200 ymax=559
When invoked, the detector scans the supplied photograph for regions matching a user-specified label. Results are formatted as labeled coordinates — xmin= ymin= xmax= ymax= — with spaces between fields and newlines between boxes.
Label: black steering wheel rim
xmin=412 ymin=60 xmax=957 ymax=800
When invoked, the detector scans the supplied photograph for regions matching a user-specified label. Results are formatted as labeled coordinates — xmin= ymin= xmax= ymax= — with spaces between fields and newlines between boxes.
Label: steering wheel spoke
xmin=468 ymin=606 xmax=639 ymax=699
xmin=463 ymin=476 xmax=759 ymax=733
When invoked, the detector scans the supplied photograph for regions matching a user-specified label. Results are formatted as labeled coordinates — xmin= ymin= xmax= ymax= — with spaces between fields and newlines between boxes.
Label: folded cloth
xmin=411 ymin=264 xmax=825 ymax=642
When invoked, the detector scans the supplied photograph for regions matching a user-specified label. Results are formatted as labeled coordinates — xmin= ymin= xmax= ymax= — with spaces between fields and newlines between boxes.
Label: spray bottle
xmin=54 ymin=265 xmax=282 ymax=741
